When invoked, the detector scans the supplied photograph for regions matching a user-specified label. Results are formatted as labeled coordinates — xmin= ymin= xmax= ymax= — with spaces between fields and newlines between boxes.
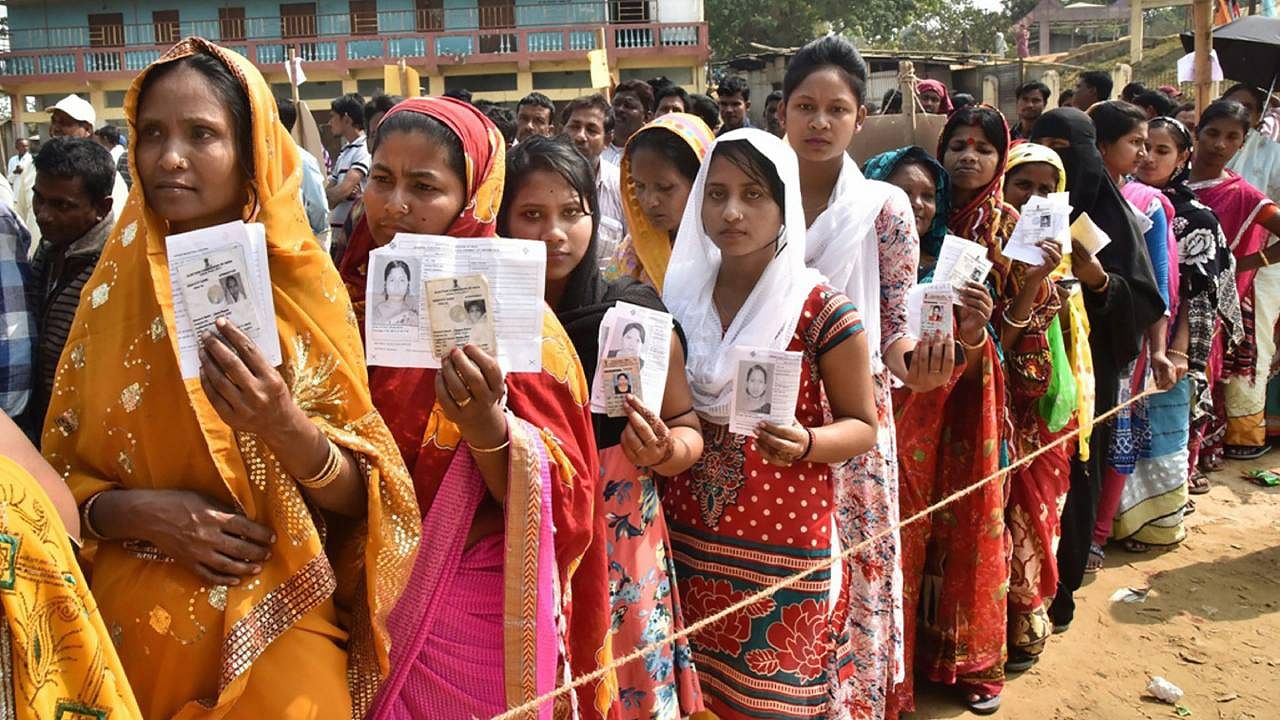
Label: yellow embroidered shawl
xmin=0 ymin=454 xmax=142 ymax=720
xmin=40 ymin=38 xmax=418 ymax=717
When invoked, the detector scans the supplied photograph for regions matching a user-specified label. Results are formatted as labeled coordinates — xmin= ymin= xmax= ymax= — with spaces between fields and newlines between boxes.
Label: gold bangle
xmin=959 ymin=328 xmax=989 ymax=350
xmin=81 ymin=491 xmax=108 ymax=540
xmin=468 ymin=438 xmax=511 ymax=454
xmin=1260 ymin=249 xmax=1272 ymax=267
xmin=297 ymin=439 xmax=342 ymax=489
xmin=1001 ymin=307 xmax=1030 ymax=328
xmin=1089 ymin=273 xmax=1111 ymax=294
xmin=1167 ymin=349 xmax=1189 ymax=360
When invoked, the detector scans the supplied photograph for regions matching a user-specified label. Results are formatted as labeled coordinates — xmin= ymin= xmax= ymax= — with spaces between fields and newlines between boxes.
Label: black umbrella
xmin=1180 ymin=16 xmax=1280 ymax=91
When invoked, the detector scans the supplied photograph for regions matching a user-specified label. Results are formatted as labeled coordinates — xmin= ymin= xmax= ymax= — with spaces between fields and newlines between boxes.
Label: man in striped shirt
xmin=23 ymin=138 xmax=115 ymax=441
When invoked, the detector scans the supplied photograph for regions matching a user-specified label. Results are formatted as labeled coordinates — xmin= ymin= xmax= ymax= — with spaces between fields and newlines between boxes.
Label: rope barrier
xmin=492 ymin=385 xmax=1163 ymax=720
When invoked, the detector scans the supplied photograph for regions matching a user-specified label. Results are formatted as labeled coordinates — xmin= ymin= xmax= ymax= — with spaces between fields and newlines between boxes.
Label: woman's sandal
xmin=1225 ymin=444 xmax=1269 ymax=461
xmin=1188 ymin=470 xmax=1211 ymax=496
xmin=966 ymin=692 xmax=1002 ymax=715
xmin=1005 ymin=650 xmax=1039 ymax=673
xmin=1184 ymin=498 xmax=1196 ymax=516
xmin=1085 ymin=543 xmax=1105 ymax=573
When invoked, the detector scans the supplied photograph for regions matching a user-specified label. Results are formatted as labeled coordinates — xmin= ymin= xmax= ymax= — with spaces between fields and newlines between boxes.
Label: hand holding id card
xmin=906 ymin=282 xmax=954 ymax=340
xmin=601 ymin=356 xmax=642 ymax=417
xmin=727 ymin=346 xmax=803 ymax=437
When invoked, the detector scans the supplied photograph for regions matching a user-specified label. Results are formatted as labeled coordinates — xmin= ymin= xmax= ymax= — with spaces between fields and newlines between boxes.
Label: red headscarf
xmin=917 ymin=78 xmax=955 ymax=114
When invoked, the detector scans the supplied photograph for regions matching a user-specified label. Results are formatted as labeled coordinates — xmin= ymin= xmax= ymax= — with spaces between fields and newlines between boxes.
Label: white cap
xmin=48 ymin=94 xmax=96 ymax=127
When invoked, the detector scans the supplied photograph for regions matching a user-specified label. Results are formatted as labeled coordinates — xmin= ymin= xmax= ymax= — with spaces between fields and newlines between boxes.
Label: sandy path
xmin=910 ymin=451 xmax=1280 ymax=719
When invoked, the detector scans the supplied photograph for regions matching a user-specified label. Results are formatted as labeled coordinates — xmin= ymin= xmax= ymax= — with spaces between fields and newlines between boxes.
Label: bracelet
xmin=1088 ymin=273 xmax=1111 ymax=294
xmin=799 ymin=427 xmax=816 ymax=462
xmin=1167 ymin=349 xmax=1189 ymax=360
xmin=959 ymin=328 xmax=989 ymax=350
xmin=1001 ymin=307 xmax=1030 ymax=328
xmin=655 ymin=437 xmax=676 ymax=467
xmin=297 ymin=439 xmax=342 ymax=489
xmin=468 ymin=438 xmax=511 ymax=454
xmin=1260 ymin=249 xmax=1273 ymax=267
xmin=80 ymin=491 xmax=108 ymax=541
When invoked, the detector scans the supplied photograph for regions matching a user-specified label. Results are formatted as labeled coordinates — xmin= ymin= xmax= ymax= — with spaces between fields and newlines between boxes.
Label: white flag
xmin=285 ymin=56 xmax=307 ymax=87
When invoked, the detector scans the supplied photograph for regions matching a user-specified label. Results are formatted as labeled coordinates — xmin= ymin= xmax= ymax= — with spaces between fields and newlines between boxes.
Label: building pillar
xmin=427 ymin=73 xmax=446 ymax=96
xmin=341 ymin=77 xmax=358 ymax=94
xmin=88 ymin=86 xmax=107 ymax=128
xmin=1041 ymin=70 xmax=1061 ymax=107
xmin=1039 ymin=21 xmax=1051 ymax=55
xmin=516 ymin=69 xmax=534 ymax=96
xmin=11 ymin=93 xmax=27 ymax=140
xmin=1114 ymin=63 xmax=1133 ymax=96
xmin=1130 ymin=0 xmax=1145 ymax=63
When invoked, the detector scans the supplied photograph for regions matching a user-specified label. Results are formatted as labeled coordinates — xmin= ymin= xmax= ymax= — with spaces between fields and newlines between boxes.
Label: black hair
xmin=655 ymin=84 xmax=690 ymax=112
xmin=484 ymin=104 xmax=516 ymax=147
xmin=32 ymin=137 xmax=116 ymax=201
xmin=687 ymin=93 xmax=720 ymax=129
xmin=330 ymin=92 xmax=366 ymax=129
xmin=717 ymin=75 xmax=751 ymax=102
xmin=1196 ymin=99 xmax=1253 ymax=137
xmin=625 ymin=125 xmax=701 ymax=182
xmin=518 ymin=91 xmax=555 ymax=115
xmin=1147 ymin=116 xmax=1193 ymax=152
xmin=1079 ymin=70 xmax=1113 ymax=101
xmin=382 ymin=259 xmax=411 ymax=301
xmin=1176 ymin=101 xmax=1196 ymax=115
xmin=1222 ymin=82 xmax=1265 ymax=114
xmin=94 ymin=124 xmax=121 ymax=145
xmin=1133 ymin=90 xmax=1177 ymax=118
xmin=364 ymin=93 xmax=400 ymax=130
xmin=620 ymin=322 xmax=646 ymax=342
xmin=463 ymin=299 xmax=486 ymax=315
xmin=1120 ymin=81 xmax=1146 ymax=102
xmin=1016 ymin=81 xmax=1051 ymax=102
xmin=276 ymin=96 xmax=298 ymax=132
xmin=139 ymin=52 xmax=254 ymax=180
xmin=371 ymin=111 xmax=466 ymax=186
xmin=1058 ymin=88 xmax=1075 ymax=107
xmin=647 ymin=76 xmax=674 ymax=93
xmin=939 ymin=105 xmax=1007 ymax=157
xmin=499 ymin=136 xmax=601 ymax=299
xmin=881 ymin=88 xmax=903 ymax=113
xmin=782 ymin=35 xmax=868 ymax=106
xmin=746 ymin=363 xmax=769 ymax=388
xmin=562 ymin=93 xmax=615 ymax=134
xmin=1089 ymin=100 xmax=1148 ymax=145
xmin=443 ymin=88 xmax=473 ymax=105
xmin=765 ymin=89 xmax=783 ymax=107
xmin=708 ymin=139 xmax=786 ymax=214
xmin=614 ymin=79 xmax=656 ymax=113
xmin=951 ymin=93 xmax=976 ymax=111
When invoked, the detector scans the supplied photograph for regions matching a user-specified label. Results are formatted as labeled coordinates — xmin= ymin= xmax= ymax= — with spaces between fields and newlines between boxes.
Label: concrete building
xmin=0 ymin=0 xmax=709 ymax=139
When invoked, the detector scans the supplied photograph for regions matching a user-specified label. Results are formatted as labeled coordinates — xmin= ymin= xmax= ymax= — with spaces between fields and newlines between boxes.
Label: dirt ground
xmin=911 ymin=450 xmax=1280 ymax=719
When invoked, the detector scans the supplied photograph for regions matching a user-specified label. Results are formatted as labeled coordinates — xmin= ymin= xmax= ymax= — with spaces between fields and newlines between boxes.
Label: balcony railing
xmin=0 ymin=3 xmax=707 ymax=82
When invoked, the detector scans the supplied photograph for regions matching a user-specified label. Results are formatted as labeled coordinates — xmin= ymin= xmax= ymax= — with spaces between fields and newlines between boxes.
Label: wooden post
xmin=1193 ymin=0 xmax=1212 ymax=116
xmin=289 ymin=47 xmax=301 ymax=106
xmin=398 ymin=57 xmax=409 ymax=97
xmin=1130 ymin=0 xmax=1144 ymax=63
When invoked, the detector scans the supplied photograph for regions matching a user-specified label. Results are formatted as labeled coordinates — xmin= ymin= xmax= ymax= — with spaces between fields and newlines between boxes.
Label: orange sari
xmin=41 ymin=39 xmax=419 ymax=719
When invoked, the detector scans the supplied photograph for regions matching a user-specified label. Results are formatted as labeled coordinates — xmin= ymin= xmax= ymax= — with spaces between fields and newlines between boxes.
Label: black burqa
xmin=1029 ymin=108 xmax=1166 ymax=627
xmin=553 ymin=226 xmax=685 ymax=451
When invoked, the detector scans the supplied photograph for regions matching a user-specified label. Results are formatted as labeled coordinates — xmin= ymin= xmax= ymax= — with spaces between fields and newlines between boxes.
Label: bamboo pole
xmin=1193 ymin=0 xmax=1212 ymax=116
xmin=289 ymin=47 xmax=301 ymax=106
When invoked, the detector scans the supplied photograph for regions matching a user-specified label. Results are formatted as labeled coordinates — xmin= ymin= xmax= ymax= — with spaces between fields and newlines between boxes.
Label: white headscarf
xmin=663 ymin=128 xmax=826 ymax=424
xmin=804 ymin=154 xmax=910 ymax=374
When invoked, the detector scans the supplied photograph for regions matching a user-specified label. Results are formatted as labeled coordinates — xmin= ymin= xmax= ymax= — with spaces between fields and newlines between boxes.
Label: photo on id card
xmin=175 ymin=246 xmax=260 ymax=338
xmin=425 ymin=273 xmax=498 ymax=359
xmin=602 ymin=356 xmax=641 ymax=417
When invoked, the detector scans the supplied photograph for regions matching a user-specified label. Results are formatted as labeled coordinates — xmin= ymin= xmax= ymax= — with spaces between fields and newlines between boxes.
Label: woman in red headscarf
xmin=339 ymin=97 xmax=617 ymax=719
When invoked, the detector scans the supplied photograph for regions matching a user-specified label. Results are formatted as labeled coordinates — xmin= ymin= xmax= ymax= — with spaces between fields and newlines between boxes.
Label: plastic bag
xmin=1037 ymin=316 xmax=1077 ymax=432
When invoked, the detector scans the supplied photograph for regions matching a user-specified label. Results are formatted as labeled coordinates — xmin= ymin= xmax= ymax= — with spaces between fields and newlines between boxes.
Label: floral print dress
xmin=664 ymin=286 xmax=864 ymax=720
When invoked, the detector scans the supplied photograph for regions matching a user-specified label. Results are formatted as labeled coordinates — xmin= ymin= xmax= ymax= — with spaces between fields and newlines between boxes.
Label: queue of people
xmin=0 ymin=33 xmax=1276 ymax=720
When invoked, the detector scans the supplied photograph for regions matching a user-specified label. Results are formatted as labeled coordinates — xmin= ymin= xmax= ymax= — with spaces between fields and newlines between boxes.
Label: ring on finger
xmin=454 ymin=393 xmax=472 ymax=408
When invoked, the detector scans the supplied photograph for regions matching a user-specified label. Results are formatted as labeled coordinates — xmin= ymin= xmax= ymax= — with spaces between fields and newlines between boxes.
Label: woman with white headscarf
xmin=660 ymin=128 xmax=878 ymax=719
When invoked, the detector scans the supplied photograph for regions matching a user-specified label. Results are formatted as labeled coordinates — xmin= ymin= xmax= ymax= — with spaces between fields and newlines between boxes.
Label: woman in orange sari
xmin=41 ymin=38 xmax=419 ymax=719
xmin=337 ymin=97 xmax=617 ymax=718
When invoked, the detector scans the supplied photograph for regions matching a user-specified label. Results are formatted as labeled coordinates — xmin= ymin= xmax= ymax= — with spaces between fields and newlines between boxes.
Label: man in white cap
xmin=14 ymin=94 xmax=129 ymax=253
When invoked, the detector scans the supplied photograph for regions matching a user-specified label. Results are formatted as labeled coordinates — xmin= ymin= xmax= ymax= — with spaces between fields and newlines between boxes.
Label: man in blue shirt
xmin=275 ymin=97 xmax=329 ymax=238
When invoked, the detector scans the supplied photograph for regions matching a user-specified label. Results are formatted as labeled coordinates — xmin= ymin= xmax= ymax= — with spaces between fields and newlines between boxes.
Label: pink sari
xmin=369 ymin=418 xmax=558 ymax=720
